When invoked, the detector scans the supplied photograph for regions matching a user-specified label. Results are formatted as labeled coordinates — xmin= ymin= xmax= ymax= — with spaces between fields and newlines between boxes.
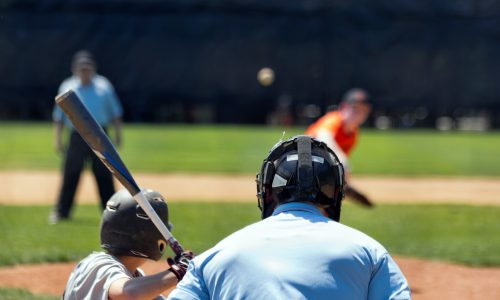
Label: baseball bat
xmin=345 ymin=185 xmax=374 ymax=207
xmin=55 ymin=89 xmax=184 ymax=256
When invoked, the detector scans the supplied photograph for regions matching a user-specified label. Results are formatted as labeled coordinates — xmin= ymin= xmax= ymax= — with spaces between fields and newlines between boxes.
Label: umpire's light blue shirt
xmin=53 ymin=75 xmax=123 ymax=129
xmin=168 ymin=202 xmax=411 ymax=300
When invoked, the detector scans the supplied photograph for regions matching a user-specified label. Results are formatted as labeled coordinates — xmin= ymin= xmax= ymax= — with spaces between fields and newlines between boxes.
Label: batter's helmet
xmin=256 ymin=135 xmax=345 ymax=221
xmin=100 ymin=189 xmax=172 ymax=261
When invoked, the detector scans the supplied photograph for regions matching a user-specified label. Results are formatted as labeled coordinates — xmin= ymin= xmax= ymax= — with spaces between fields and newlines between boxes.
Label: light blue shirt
xmin=168 ymin=202 xmax=411 ymax=300
xmin=53 ymin=75 xmax=123 ymax=129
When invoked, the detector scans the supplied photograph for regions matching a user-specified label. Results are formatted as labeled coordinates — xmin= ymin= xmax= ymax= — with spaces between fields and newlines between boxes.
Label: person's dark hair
xmin=71 ymin=50 xmax=96 ymax=69
xmin=342 ymin=88 xmax=370 ymax=105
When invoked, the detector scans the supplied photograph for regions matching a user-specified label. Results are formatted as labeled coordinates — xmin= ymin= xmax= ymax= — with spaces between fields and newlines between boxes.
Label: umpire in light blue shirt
xmin=168 ymin=136 xmax=411 ymax=300
xmin=50 ymin=50 xmax=123 ymax=224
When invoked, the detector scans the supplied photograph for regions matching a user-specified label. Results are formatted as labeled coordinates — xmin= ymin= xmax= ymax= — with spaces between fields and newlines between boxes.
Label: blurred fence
xmin=1 ymin=0 xmax=500 ymax=128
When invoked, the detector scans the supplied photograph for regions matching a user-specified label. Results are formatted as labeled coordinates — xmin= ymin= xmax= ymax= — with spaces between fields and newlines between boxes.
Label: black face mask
xmin=256 ymin=135 xmax=345 ymax=221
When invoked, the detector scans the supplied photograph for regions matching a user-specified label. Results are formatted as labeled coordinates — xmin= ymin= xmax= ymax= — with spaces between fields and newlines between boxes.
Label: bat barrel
xmin=56 ymin=90 xmax=141 ymax=195
xmin=56 ymin=90 xmax=184 ymax=255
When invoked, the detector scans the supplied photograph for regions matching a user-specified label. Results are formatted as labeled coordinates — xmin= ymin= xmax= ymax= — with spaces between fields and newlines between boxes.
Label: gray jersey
xmin=63 ymin=252 xmax=134 ymax=300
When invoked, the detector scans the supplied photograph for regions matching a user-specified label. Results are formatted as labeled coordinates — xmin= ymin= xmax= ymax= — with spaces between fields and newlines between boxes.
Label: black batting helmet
xmin=256 ymin=135 xmax=345 ymax=221
xmin=100 ymin=189 xmax=172 ymax=261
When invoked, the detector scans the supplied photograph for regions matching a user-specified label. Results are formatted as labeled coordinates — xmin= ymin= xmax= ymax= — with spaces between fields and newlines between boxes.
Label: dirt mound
xmin=0 ymin=257 xmax=499 ymax=299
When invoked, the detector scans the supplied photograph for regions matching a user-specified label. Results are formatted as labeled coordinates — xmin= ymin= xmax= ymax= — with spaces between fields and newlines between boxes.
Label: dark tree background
xmin=1 ymin=0 xmax=500 ymax=127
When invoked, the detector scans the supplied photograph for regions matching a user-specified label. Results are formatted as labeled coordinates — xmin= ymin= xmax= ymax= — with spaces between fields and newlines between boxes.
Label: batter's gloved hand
xmin=167 ymin=250 xmax=194 ymax=281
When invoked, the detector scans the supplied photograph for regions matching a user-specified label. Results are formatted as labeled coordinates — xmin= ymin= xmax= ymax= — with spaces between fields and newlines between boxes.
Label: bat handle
xmin=168 ymin=238 xmax=185 ymax=256
xmin=132 ymin=192 xmax=184 ymax=255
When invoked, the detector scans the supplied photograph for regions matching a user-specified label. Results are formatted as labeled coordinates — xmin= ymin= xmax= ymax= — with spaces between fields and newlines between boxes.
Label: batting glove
xmin=167 ymin=251 xmax=194 ymax=281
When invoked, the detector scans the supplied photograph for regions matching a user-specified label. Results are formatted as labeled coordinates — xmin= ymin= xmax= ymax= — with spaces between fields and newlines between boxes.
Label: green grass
xmin=352 ymin=130 xmax=500 ymax=176
xmin=1 ymin=203 xmax=499 ymax=267
xmin=342 ymin=204 xmax=500 ymax=266
xmin=0 ymin=203 xmax=260 ymax=266
xmin=0 ymin=204 xmax=102 ymax=265
xmin=0 ymin=288 xmax=57 ymax=300
xmin=1 ymin=122 xmax=499 ymax=176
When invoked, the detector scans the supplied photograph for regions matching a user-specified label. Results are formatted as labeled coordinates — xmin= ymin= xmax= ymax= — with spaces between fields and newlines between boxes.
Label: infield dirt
xmin=0 ymin=257 xmax=499 ymax=299
xmin=1 ymin=170 xmax=499 ymax=205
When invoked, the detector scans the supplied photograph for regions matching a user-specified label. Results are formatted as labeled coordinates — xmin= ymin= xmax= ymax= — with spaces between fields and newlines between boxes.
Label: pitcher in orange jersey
xmin=306 ymin=88 xmax=374 ymax=206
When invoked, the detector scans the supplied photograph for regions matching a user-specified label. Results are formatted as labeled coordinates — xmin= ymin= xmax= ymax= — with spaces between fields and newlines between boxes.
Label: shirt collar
xmin=272 ymin=202 xmax=323 ymax=216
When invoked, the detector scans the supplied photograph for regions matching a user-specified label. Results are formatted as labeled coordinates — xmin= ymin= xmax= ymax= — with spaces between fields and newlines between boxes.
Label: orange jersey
xmin=305 ymin=111 xmax=358 ymax=155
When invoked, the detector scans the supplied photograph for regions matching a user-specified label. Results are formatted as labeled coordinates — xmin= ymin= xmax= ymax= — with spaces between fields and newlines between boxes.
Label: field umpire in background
xmin=50 ymin=50 xmax=123 ymax=224
xmin=168 ymin=135 xmax=410 ymax=299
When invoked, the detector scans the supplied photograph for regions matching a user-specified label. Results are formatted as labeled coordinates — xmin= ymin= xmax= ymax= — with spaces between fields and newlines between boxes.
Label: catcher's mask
xmin=256 ymin=135 xmax=345 ymax=221
xmin=100 ymin=188 xmax=172 ymax=261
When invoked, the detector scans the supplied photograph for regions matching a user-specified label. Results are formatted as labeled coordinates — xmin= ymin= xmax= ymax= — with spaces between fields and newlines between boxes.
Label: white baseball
xmin=257 ymin=67 xmax=275 ymax=86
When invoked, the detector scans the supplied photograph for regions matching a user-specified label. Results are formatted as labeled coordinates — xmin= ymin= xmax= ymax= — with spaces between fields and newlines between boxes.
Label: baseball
xmin=257 ymin=67 xmax=275 ymax=86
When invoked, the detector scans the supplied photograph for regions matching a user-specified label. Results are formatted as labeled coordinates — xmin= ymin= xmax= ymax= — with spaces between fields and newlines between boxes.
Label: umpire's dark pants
xmin=55 ymin=130 xmax=115 ymax=218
